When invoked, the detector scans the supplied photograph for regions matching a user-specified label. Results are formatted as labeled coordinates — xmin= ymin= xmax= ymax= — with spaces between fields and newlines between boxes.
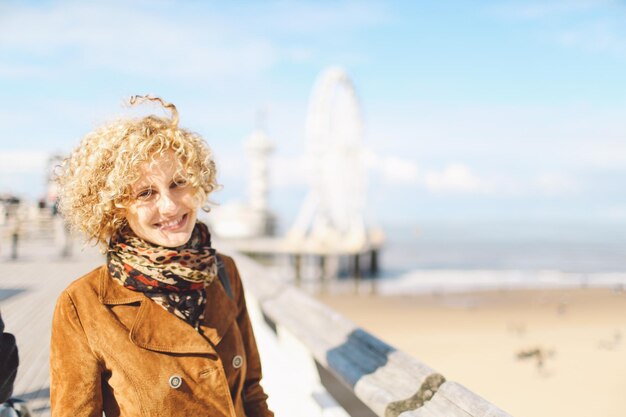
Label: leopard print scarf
xmin=107 ymin=221 xmax=217 ymax=327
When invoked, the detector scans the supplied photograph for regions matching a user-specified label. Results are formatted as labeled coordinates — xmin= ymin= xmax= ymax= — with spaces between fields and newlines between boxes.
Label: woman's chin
xmin=145 ymin=229 xmax=193 ymax=248
xmin=159 ymin=233 xmax=192 ymax=247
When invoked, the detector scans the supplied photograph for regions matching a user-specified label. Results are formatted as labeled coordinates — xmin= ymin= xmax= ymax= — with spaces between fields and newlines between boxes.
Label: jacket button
xmin=232 ymin=355 xmax=243 ymax=369
xmin=169 ymin=375 xmax=183 ymax=389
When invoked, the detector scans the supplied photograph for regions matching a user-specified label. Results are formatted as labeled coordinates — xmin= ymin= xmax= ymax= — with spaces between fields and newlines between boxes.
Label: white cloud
xmin=363 ymin=149 xmax=418 ymax=185
xmin=285 ymin=48 xmax=315 ymax=63
xmin=0 ymin=2 xmax=276 ymax=82
xmin=492 ymin=1 xmax=614 ymax=19
xmin=379 ymin=156 xmax=419 ymax=184
xmin=249 ymin=1 xmax=390 ymax=33
xmin=0 ymin=151 xmax=50 ymax=198
xmin=220 ymin=144 xmax=420 ymax=192
xmin=0 ymin=1 xmax=388 ymax=82
xmin=0 ymin=63 xmax=50 ymax=78
xmin=600 ymin=205 xmax=626 ymax=220
xmin=0 ymin=151 xmax=49 ymax=173
xmin=491 ymin=1 xmax=626 ymax=58
xmin=366 ymin=100 xmax=626 ymax=172
xmin=424 ymin=163 xmax=492 ymax=194
xmin=216 ymin=151 xmax=309 ymax=189
xmin=362 ymin=146 xmax=584 ymax=198
xmin=533 ymin=172 xmax=579 ymax=195
xmin=554 ymin=16 xmax=626 ymax=57
xmin=566 ymin=138 xmax=626 ymax=170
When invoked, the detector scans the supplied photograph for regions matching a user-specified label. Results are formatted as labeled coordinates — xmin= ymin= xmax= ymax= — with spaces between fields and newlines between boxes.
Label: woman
xmin=50 ymin=96 xmax=274 ymax=417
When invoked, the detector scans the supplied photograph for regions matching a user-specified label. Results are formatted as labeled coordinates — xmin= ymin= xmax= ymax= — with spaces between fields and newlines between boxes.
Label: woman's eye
xmin=171 ymin=178 xmax=188 ymax=188
xmin=136 ymin=188 xmax=153 ymax=200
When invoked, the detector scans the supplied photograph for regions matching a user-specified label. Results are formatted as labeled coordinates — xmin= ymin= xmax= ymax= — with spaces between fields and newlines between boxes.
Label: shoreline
xmin=315 ymin=287 xmax=626 ymax=417
xmin=374 ymin=268 xmax=626 ymax=296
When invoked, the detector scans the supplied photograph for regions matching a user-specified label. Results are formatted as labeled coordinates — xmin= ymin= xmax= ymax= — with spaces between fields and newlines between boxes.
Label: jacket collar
xmin=98 ymin=266 xmax=144 ymax=305
xmin=97 ymin=266 xmax=238 ymax=354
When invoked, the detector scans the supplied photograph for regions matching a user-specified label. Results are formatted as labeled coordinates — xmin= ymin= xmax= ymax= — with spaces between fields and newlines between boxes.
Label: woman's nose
xmin=157 ymin=192 xmax=177 ymax=214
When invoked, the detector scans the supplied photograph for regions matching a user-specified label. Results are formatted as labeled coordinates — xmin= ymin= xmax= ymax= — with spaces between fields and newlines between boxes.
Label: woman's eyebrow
xmin=133 ymin=183 xmax=152 ymax=192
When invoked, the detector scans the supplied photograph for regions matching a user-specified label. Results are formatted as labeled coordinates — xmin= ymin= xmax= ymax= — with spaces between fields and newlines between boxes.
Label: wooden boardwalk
xmin=0 ymin=240 xmax=104 ymax=417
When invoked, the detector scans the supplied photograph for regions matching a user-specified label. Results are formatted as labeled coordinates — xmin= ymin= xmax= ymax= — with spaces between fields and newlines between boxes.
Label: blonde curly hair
xmin=57 ymin=95 xmax=218 ymax=247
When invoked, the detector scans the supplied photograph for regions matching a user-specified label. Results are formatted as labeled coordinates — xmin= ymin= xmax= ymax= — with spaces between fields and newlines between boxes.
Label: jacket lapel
xmin=199 ymin=277 xmax=238 ymax=346
xmin=130 ymin=298 xmax=215 ymax=354
xmin=98 ymin=266 xmax=237 ymax=354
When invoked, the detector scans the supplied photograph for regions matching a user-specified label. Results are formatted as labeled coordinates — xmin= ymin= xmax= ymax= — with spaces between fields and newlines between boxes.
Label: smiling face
xmin=124 ymin=152 xmax=199 ymax=247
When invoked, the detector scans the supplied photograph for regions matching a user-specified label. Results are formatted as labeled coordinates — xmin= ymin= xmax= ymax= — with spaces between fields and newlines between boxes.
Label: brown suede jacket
xmin=50 ymin=255 xmax=274 ymax=417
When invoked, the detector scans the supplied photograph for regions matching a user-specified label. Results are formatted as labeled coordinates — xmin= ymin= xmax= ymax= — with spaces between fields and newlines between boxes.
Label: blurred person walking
xmin=0 ymin=311 xmax=18 ymax=403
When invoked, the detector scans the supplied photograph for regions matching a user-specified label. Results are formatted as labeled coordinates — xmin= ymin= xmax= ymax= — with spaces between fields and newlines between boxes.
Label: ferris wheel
xmin=289 ymin=67 xmax=367 ymax=249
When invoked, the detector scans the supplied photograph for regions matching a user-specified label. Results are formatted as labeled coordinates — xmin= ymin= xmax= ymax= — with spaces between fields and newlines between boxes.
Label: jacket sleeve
xmin=0 ymin=311 xmax=18 ymax=403
xmin=229 ymin=260 xmax=274 ymax=417
xmin=50 ymin=291 xmax=103 ymax=417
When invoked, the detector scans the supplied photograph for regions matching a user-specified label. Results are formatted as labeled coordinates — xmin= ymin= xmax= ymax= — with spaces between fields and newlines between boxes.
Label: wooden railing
xmin=232 ymin=253 xmax=513 ymax=417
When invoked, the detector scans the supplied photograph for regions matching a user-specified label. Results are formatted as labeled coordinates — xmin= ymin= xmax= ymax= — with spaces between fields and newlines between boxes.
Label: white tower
xmin=245 ymin=127 xmax=275 ymax=234
xmin=246 ymin=129 xmax=273 ymax=212
xmin=206 ymin=121 xmax=276 ymax=239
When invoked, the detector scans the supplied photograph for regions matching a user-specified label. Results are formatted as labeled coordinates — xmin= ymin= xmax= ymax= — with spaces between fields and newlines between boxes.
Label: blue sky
xmin=1 ymin=0 xmax=626 ymax=229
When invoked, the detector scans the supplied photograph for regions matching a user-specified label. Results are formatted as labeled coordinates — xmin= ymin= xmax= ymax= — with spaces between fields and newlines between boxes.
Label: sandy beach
xmin=316 ymin=287 xmax=626 ymax=417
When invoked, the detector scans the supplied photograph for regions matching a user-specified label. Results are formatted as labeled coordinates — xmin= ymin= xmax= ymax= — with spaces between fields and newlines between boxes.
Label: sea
xmin=375 ymin=221 xmax=626 ymax=294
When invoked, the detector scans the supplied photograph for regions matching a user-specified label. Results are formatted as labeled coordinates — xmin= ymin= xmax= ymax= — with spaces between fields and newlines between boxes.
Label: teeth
xmin=158 ymin=215 xmax=185 ymax=228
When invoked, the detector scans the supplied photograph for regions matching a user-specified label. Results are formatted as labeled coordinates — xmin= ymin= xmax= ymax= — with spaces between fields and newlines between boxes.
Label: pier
xmin=222 ymin=234 xmax=383 ymax=287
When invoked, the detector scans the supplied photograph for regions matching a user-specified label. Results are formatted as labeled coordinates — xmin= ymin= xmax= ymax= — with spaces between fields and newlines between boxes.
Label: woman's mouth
xmin=155 ymin=213 xmax=188 ymax=231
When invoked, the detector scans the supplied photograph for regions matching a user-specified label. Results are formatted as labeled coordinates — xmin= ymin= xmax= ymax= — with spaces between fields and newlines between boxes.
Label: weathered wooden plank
xmin=355 ymin=352 xmax=444 ymax=417
xmin=226 ymin=252 xmax=286 ymax=301
xmin=398 ymin=382 xmax=512 ymax=417
xmin=412 ymin=393 xmax=472 ymax=417
xmin=405 ymin=405 xmax=443 ymax=417
xmin=436 ymin=382 xmax=511 ymax=417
